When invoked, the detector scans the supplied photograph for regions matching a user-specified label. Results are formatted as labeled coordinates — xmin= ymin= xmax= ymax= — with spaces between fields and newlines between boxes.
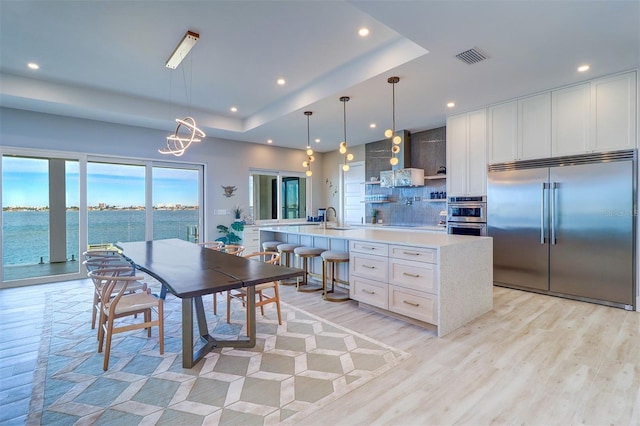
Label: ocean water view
xmin=2 ymin=209 xmax=199 ymax=266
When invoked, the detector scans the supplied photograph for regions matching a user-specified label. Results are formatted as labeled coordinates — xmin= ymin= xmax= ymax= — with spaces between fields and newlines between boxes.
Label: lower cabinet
xmin=350 ymin=240 xmax=439 ymax=327
xmin=242 ymin=226 xmax=261 ymax=254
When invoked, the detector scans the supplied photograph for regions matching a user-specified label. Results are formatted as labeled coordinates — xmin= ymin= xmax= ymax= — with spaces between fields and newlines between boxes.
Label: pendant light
xmin=339 ymin=96 xmax=354 ymax=172
xmin=159 ymin=31 xmax=206 ymax=157
xmin=302 ymin=111 xmax=315 ymax=177
xmin=384 ymin=76 xmax=402 ymax=166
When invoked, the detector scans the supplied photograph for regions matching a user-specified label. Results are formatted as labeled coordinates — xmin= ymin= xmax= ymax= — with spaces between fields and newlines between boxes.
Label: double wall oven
xmin=447 ymin=196 xmax=487 ymax=236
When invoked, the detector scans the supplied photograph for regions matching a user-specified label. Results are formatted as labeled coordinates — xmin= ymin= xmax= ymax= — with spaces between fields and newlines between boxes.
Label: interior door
xmin=488 ymin=167 xmax=550 ymax=291
xmin=549 ymin=160 xmax=634 ymax=305
xmin=343 ymin=162 xmax=365 ymax=225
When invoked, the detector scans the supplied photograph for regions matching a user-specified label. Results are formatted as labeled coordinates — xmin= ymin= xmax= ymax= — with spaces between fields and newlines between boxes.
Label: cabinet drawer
xmin=389 ymin=258 xmax=437 ymax=294
xmin=389 ymin=285 xmax=437 ymax=325
xmin=389 ymin=245 xmax=437 ymax=264
xmin=350 ymin=253 xmax=388 ymax=281
xmin=350 ymin=240 xmax=389 ymax=256
xmin=351 ymin=276 xmax=388 ymax=309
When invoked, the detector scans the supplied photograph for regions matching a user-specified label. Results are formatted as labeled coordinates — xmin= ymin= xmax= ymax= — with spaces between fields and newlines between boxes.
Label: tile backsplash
xmin=365 ymin=126 xmax=446 ymax=227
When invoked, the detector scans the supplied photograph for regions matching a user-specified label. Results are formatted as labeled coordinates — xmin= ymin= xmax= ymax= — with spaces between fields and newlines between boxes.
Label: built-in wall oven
xmin=447 ymin=196 xmax=487 ymax=236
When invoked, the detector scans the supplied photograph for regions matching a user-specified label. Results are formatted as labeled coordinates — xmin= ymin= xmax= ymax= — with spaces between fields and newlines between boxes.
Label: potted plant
xmin=233 ymin=205 xmax=243 ymax=220
xmin=371 ymin=208 xmax=379 ymax=224
xmin=216 ymin=221 xmax=244 ymax=245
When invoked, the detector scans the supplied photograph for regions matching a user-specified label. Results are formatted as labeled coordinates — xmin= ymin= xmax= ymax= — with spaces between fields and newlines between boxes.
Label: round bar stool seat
xmin=321 ymin=251 xmax=350 ymax=302
xmin=277 ymin=243 xmax=302 ymax=285
xmin=293 ymin=246 xmax=325 ymax=292
xmin=262 ymin=241 xmax=282 ymax=252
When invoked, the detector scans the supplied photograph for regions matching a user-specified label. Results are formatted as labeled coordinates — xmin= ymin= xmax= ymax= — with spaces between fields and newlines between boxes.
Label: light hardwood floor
xmin=1 ymin=279 xmax=639 ymax=425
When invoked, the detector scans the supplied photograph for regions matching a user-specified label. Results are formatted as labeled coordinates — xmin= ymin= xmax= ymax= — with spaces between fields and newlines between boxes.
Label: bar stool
xmin=277 ymin=243 xmax=302 ymax=285
xmin=293 ymin=246 xmax=325 ymax=292
xmin=262 ymin=241 xmax=282 ymax=252
xmin=321 ymin=251 xmax=350 ymax=302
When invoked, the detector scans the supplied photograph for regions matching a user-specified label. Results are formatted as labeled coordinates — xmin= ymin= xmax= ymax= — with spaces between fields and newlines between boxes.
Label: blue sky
xmin=2 ymin=157 xmax=198 ymax=207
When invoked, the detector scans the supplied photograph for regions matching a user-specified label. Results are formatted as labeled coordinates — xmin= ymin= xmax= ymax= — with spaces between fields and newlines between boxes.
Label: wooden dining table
xmin=117 ymin=238 xmax=303 ymax=368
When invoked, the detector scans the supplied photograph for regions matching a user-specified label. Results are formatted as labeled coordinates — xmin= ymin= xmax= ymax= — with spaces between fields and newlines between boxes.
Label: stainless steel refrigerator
xmin=488 ymin=150 xmax=636 ymax=309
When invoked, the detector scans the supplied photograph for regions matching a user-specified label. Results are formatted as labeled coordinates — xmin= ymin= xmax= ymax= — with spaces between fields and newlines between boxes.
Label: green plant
xmin=371 ymin=208 xmax=379 ymax=218
xmin=216 ymin=221 xmax=244 ymax=245
xmin=233 ymin=205 xmax=243 ymax=219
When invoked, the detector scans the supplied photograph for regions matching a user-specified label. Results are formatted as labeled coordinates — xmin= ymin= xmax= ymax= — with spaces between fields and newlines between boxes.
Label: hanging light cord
xmin=307 ymin=114 xmax=311 ymax=148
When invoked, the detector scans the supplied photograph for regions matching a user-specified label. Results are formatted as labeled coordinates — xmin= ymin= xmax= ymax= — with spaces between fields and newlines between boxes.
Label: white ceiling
xmin=1 ymin=1 xmax=638 ymax=153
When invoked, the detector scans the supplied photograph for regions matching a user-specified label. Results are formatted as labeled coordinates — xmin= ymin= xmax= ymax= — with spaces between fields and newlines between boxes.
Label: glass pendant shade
xmin=342 ymin=164 xmax=350 ymax=171
xmin=306 ymin=148 xmax=314 ymax=156
xmin=390 ymin=157 xmax=399 ymax=166
xmin=385 ymin=76 xmax=401 ymax=166
xmin=306 ymin=170 xmax=313 ymax=177
xmin=384 ymin=128 xmax=393 ymax=138
xmin=393 ymin=135 xmax=402 ymax=144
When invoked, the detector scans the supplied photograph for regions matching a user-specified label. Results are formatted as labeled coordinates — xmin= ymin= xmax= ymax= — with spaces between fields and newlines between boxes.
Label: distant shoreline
xmin=3 ymin=206 xmax=199 ymax=212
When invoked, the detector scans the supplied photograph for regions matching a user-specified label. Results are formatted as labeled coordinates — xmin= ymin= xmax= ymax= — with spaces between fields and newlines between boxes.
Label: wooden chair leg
xmin=103 ymin=317 xmax=114 ymax=371
xmin=92 ymin=292 xmax=99 ymax=330
xmin=274 ymin=284 xmax=282 ymax=325
xmin=259 ymin=291 xmax=265 ymax=316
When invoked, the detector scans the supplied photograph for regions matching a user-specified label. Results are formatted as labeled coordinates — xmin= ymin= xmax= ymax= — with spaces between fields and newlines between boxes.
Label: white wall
xmin=0 ymin=107 xmax=325 ymax=242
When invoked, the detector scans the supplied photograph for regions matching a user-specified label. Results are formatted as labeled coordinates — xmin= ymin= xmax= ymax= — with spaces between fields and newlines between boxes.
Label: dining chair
xmin=89 ymin=268 xmax=164 ymax=371
xmin=83 ymin=251 xmax=142 ymax=330
xmin=226 ymin=251 xmax=282 ymax=328
xmin=199 ymin=241 xmax=224 ymax=250
xmin=212 ymin=245 xmax=245 ymax=315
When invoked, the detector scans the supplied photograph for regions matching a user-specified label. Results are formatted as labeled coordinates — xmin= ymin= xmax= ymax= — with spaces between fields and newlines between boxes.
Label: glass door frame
xmin=1 ymin=146 xmax=205 ymax=288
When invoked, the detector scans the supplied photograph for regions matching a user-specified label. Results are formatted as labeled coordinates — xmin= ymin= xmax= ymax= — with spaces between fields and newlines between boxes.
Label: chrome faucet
xmin=324 ymin=206 xmax=337 ymax=229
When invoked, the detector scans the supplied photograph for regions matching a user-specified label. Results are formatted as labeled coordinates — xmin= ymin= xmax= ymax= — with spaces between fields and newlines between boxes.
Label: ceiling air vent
xmin=455 ymin=47 xmax=487 ymax=65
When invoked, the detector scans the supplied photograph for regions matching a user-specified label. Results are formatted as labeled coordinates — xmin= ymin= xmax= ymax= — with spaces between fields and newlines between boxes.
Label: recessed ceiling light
xmin=267 ymin=139 xmax=273 ymax=144
xmin=315 ymin=138 xmax=320 ymax=143
xmin=277 ymin=78 xmax=286 ymax=86
xmin=27 ymin=62 xmax=39 ymax=70
xmin=447 ymin=102 xmax=455 ymax=108
xmin=230 ymin=106 xmax=237 ymax=112
xmin=358 ymin=27 xmax=370 ymax=37
xmin=369 ymin=123 xmax=377 ymax=128
xmin=577 ymin=64 xmax=590 ymax=72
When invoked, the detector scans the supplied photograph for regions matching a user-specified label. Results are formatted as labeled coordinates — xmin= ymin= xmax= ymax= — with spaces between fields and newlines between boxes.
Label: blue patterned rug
xmin=28 ymin=285 xmax=409 ymax=425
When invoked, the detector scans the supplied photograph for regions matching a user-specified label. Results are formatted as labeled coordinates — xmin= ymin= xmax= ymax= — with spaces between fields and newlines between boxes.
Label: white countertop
xmin=259 ymin=224 xmax=490 ymax=249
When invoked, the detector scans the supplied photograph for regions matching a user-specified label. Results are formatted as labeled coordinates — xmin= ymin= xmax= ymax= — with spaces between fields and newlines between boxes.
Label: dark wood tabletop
xmin=118 ymin=239 xmax=303 ymax=298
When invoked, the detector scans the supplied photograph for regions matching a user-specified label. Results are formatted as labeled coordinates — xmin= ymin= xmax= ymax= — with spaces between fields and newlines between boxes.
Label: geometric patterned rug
xmin=28 ymin=284 xmax=410 ymax=425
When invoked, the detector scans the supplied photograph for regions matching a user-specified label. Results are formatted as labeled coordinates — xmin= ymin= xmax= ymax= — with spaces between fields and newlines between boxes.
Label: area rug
xmin=28 ymin=283 xmax=410 ymax=425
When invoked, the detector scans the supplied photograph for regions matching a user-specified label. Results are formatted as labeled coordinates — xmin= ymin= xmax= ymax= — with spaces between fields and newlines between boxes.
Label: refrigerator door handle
xmin=541 ymin=182 xmax=547 ymax=244
xmin=550 ymin=182 xmax=557 ymax=245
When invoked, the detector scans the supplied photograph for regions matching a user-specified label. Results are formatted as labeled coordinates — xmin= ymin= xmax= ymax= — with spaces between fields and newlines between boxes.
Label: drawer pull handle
xmin=402 ymin=272 xmax=420 ymax=278
xmin=362 ymin=246 xmax=377 ymax=250
xmin=403 ymin=251 xmax=421 ymax=256
xmin=362 ymin=264 xmax=376 ymax=269
xmin=363 ymin=289 xmax=376 ymax=295
xmin=403 ymin=300 xmax=420 ymax=307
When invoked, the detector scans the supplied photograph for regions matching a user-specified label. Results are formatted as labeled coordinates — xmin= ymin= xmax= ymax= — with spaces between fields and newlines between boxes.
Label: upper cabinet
xmin=489 ymin=93 xmax=553 ymax=163
xmin=552 ymin=71 xmax=637 ymax=156
xmin=551 ymin=82 xmax=591 ymax=156
xmin=591 ymin=71 xmax=637 ymax=152
xmin=447 ymin=109 xmax=487 ymax=197
xmin=488 ymin=71 xmax=636 ymax=163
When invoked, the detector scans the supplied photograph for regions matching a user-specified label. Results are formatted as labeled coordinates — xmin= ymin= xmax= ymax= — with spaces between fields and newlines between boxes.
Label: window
xmin=2 ymin=155 xmax=79 ymax=281
xmin=152 ymin=166 xmax=200 ymax=242
xmin=1 ymin=148 xmax=204 ymax=287
xmin=249 ymin=170 xmax=308 ymax=222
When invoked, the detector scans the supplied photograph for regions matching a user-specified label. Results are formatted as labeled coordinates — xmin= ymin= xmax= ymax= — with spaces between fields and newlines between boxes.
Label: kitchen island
xmin=259 ymin=225 xmax=492 ymax=337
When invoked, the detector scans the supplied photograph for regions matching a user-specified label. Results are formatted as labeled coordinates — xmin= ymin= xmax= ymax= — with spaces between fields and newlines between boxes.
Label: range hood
xmin=379 ymin=130 xmax=425 ymax=187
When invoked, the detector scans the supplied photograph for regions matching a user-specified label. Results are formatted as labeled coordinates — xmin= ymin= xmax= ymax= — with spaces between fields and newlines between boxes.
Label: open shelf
xmin=425 ymin=174 xmax=446 ymax=180
xmin=364 ymin=181 xmax=381 ymax=185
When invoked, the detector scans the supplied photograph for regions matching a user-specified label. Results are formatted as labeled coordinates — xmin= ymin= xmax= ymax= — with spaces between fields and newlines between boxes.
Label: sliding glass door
xmin=2 ymin=155 xmax=79 ymax=282
xmin=1 ymin=150 xmax=204 ymax=287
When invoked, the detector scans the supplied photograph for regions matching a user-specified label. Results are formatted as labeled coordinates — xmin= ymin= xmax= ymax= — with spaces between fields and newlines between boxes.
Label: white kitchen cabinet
xmin=446 ymin=108 xmax=487 ymax=197
xmin=591 ymin=71 xmax=637 ymax=152
xmin=519 ymin=92 xmax=552 ymax=160
xmin=242 ymin=226 xmax=261 ymax=254
xmin=487 ymin=100 xmax=517 ymax=163
xmin=552 ymin=82 xmax=591 ymax=156
xmin=489 ymin=93 xmax=552 ymax=163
